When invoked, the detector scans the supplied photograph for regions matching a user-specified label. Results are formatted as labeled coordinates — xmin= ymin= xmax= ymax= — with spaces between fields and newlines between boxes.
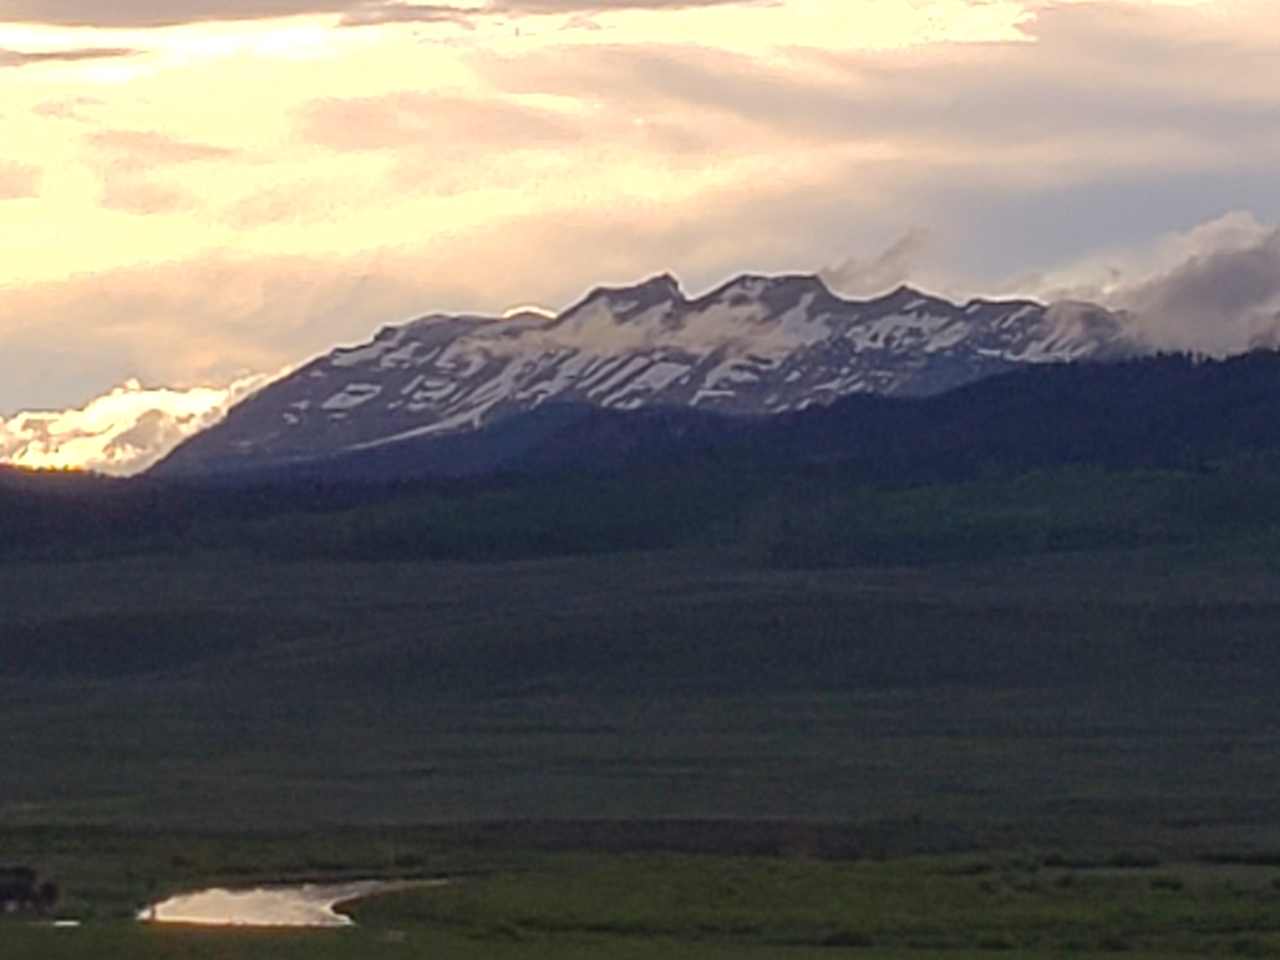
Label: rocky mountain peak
xmin=570 ymin=273 xmax=686 ymax=319
xmin=153 ymin=272 xmax=1134 ymax=477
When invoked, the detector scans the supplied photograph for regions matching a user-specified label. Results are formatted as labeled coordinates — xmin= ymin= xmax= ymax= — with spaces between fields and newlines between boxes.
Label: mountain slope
xmin=9 ymin=351 xmax=1280 ymax=566
xmin=154 ymin=274 xmax=1130 ymax=476
xmin=151 ymin=347 xmax=1280 ymax=493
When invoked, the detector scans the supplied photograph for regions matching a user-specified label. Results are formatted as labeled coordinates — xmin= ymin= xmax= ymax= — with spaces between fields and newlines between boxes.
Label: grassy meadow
xmin=11 ymin=844 xmax=1280 ymax=958
xmin=8 ymin=462 xmax=1280 ymax=956
xmin=8 ymin=542 xmax=1280 ymax=831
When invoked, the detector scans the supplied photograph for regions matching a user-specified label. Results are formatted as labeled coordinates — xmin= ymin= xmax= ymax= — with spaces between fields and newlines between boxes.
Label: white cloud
xmin=820 ymin=230 xmax=930 ymax=298
xmin=0 ymin=372 xmax=278 ymax=475
xmin=1118 ymin=220 xmax=1280 ymax=355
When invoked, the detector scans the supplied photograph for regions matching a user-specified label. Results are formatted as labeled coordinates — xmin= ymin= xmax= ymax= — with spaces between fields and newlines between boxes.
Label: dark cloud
xmin=0 ymin=46 xmax=139 ymax=67
xmin=0 ymin=0 xmax=746 ymax=27
xmin=898 ymin=166 xmax=1280 ymax=299
xmin=0 ymin=0 xmax=354 ymax=26
xmin=498 ymin=0 xmax=744 ymax=8
xmin=471 ymin=2 xmax=1280 ymax=152
xmin=453 ymin=1 xmax=1280 ymax=293
xmin=1120 ymin=227 xmax=1280 ymax=354
xmin=484 ymin=0 xmax=749 ymax=11
xmin=338 ymin=3 xmax=475 ymax=27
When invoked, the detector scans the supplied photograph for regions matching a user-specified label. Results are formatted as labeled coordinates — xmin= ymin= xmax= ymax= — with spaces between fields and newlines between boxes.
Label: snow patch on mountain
xmin=321 ymin=383 xmax=383 ymax=411
xmin=154 ymin=274 xmax=1137 ymax=476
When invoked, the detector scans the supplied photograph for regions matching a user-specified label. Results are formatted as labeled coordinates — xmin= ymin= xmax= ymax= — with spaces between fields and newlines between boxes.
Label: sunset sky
xmin=3 ymin=0 xmax=1280 ymax=469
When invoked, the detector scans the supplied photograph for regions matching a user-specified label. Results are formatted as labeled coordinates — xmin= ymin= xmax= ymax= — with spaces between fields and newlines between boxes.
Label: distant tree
xmin=36 ymin=880 xmax=59 ymax=914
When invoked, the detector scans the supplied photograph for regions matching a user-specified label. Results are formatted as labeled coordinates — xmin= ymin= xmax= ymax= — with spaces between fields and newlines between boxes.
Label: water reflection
xmin=141 ymin=880 xmax=389 ymax=927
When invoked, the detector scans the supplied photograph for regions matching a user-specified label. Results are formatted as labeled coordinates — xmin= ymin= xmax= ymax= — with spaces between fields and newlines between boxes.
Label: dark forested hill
xmin=6 ymin=351 xmax=1280 ymax=565
xmin=157 ymin=349 xmax=1280 ymax=486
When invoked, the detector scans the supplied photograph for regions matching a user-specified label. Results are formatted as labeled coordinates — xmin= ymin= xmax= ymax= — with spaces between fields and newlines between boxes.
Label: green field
xmin=8 ymin=542 xmax=1280 ymax=830
xmin=8 ymin=484 xmax=1280 ymax=956
xmin=11 ymin=844 xmax=1280 ymax=958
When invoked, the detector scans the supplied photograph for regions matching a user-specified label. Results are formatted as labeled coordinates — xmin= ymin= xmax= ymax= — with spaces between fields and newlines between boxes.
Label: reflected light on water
xmin=141 ymin=881 xmax=388 ymax=927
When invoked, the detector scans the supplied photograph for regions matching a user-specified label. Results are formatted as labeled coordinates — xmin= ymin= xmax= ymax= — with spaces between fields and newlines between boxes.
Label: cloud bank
xmin=5 ymin=208 xmax=1280 ymax=475
xmin=0 ymin=45 xmax=139 ymax=66
xmin=0 ymin=0 xmax=749 ymax=27
xmin=1118 ymin=219 xmax=1280 ymax=355
xmin=0 ymin=0 xmax=354 ymax=27
xmin=1026 ymin=212 xmax=1280 ymax=356
xmin=2 ymin=0 xmax=1280 ymax=415
xmin=0 ymin=373 xmax=276 ymax=475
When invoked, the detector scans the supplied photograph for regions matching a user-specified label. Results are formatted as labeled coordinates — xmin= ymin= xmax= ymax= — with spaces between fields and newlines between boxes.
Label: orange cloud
xmin=90 ymin=128 xmax=240 ymax=165
xmin=299 ymin=91 xmax=581 ymax=152
xmin=0 ymin=161 xmax=40 ymax=199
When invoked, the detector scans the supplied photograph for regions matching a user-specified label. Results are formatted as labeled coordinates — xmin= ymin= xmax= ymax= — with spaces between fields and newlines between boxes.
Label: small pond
xmin=140 ymin=880 xmax=413 ymax=927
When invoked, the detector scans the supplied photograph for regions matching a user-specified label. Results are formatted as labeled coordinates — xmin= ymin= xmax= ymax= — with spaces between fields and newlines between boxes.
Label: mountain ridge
xmin=10 ymin=350 xmax=1280 ymax=566
xmin=205 ymin=349 xmax=1280 ymax=488
xmin=153 ymin=272 xmax=1135 ymax=477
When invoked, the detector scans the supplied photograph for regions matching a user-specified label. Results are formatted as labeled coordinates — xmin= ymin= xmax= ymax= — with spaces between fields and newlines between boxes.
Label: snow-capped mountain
xmin=155 ymin=274 xmax=1133 ymax=475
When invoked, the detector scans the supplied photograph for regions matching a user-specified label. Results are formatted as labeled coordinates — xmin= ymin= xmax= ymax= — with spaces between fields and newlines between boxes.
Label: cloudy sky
xmin=2 ymin=0 xmax=1280 ymax=467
